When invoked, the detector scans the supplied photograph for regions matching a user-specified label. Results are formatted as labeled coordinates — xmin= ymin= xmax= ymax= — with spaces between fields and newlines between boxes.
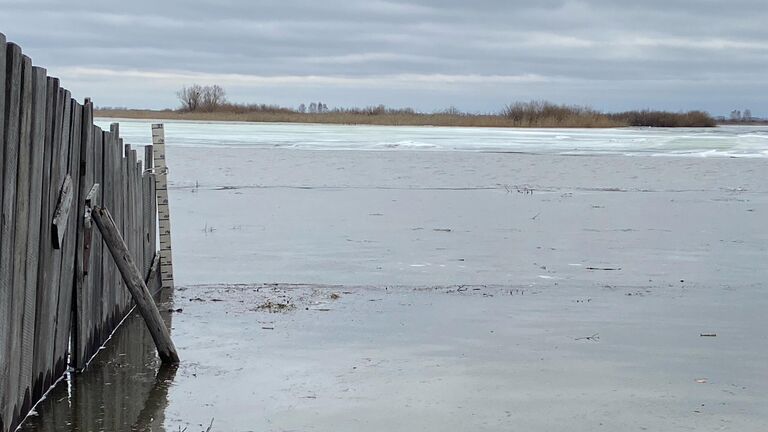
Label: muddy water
xmin=18 ymin=149 xmax=768 ymax=431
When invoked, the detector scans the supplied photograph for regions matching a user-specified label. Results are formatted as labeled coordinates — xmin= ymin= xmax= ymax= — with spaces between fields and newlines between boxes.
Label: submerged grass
xmin=96 ymin=101 xmax=717 ymax=128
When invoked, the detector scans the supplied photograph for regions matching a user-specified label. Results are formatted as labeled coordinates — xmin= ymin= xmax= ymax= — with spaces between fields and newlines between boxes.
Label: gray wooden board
xmin=103 ymin=130 xmax=116 ymax=332
xmin=123 ymin=143 xmax=131 ymax=310
xmin=150 ymin=173 xmax=156 ymax=271
xmin=114 ymin=133 xmax=124 ymax=328
xmin=73 ymin=114 xmax=94 ymax=368
xmin=126 ymin=149 xmax=134 ymax=275
xmin=112 ymin=136 xmax=120 ymax=322
xmin=47 ymin=86 xmax=70 ymax=386
xmin=0 ymin=42 xmax=22 ymax=431
xmin=110 ymin=126 xmax=120 ymax=323
xmin=92 ymin=127 xmax=103 ymax=350
xmin=142 ymin=174 xmax=152 ymax=273
xmin=136 ymin=159 xmax=144 ymax=275
xmin=11 ymin=54 xmax=34 ymax=422
xmin=132 ymin=152 xmax=139 ymax=290
xmin=0 ymin=33 xmax=11 ymax=432
xmin=32 ymin=76 xmax=58 ymax=399
xmin=18 ymin=65 xmax=47 ymax=423
xmin=58 ymin=100 xmax=82 ymax=375
xmin=0 ymin=32 xmax=6 ymax=218
xmin=143 ymin=145 xmax=155 ymax=275
xmin=38 ymin=84 xmax=65 ymax=395
xmin=117 ymin=136 xmax=125 ymax=312
xmin=125 ymin=147 xmax=133 ymax=276
xmin=94 ymin=130 xmax=105 ymax=345
xmin=111 ymin=129 xmax=122 ymax=323
xmin=0 ymin=33 xmax=9 ymax=432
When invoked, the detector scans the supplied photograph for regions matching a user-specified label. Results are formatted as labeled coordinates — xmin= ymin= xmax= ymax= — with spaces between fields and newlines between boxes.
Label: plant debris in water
xmin=254 ymin=299 xmax=296 ymax=313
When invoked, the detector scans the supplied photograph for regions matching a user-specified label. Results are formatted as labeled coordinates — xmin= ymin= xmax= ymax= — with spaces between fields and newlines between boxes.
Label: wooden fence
xmin=0 ymin=32 xmax=159 ymax=432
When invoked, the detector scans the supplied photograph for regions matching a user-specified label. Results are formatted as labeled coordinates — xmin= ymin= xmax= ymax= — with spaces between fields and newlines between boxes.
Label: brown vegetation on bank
xmin=95 ymin=100 xmax=717 ymax=128
xmin=609 ymin=109 xmax=716 ymax=127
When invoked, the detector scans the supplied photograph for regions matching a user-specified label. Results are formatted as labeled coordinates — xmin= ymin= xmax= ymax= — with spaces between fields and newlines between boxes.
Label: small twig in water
xmin=575 ymin=333 xmax=600 ymax=342
xmin=531 ymin=211 xmax=541 ymax=220
xmin=205 ymin=418 xmax=214 ymax=432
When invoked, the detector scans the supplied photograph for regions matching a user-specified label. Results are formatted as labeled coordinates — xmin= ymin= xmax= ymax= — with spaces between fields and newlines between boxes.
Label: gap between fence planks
xmin=90 ymin=206 xmax=179 ymax=364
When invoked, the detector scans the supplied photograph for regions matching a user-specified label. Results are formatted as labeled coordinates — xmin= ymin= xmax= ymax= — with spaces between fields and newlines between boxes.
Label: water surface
xmin=96 ymin=119 xmax=768 ymax=158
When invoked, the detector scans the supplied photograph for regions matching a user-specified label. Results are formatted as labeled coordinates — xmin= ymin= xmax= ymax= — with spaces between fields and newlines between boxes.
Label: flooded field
xmin=23 ymin=122 xmax=768 ymax=431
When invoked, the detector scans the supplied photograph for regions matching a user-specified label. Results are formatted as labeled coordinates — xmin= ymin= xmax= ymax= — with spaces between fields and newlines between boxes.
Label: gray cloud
xmin=1 ymin=0 xmax=766 ymax=115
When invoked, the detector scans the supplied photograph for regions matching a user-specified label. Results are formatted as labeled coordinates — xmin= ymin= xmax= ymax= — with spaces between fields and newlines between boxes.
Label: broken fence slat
xmin=51 ymin=174 xmax=72 ymax=249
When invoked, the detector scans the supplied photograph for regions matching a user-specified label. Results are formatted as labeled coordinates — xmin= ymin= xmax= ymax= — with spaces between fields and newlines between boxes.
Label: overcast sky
xmin=1 ymin=0 xmax=766 ymax=115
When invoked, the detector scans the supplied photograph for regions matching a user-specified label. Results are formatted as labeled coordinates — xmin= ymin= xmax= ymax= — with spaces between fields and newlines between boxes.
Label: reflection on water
xmin=20 ymin=291 xmax=175 ymax=432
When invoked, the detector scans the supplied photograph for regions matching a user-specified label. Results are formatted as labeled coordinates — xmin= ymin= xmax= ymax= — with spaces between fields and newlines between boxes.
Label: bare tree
xmin=177 ymin=84 xmax=203 ymax=111
xmin=178 ymin=84 xmax=227 ymax=112
xmin=743 ymin=108 xmax=752 ymax=121
xmin=308 ymin=102 xmax=318 ymax=113
xmin=298 ymin=103 xmax=306 ymax=113
xmin=201 ymin=85 xmax=227 ymax=111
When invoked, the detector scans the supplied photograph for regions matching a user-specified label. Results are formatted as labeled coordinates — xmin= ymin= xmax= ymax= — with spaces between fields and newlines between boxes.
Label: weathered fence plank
xmin=93 ymin=130 xmax=104 ymax=345
xmin=34 ymin=85 xmax=67 ymax=399
xmin=12 ymin=54 xmax=35 ymax=424
xmin=134 ymin=155 xmax=144 ymax=276
xmin=124 ymin=145 xmax=133 ymax=278
xmin=55 ymin=98 xmax=82 ymax=380
xmin=0 ymin=37 xmax=7 ymax=432
xmin=121 ymin=140 xmax=130 ymax=311
xmin=102 ymin=129 xmax=116 ymax=332
xmin=51 ymin=91 xmax=73 ymax=383
xmin=144 ymin=145 xmax=156 ymax=276
xmin=18 ymin=65 xmax=47 ymax=422
xmin=32 ymin=76 xmax=59 ymax=400
xmin=73 ymin=102 xmax=94 ymax=370
xmin=0 ymin=42 xmax=23 ymax=432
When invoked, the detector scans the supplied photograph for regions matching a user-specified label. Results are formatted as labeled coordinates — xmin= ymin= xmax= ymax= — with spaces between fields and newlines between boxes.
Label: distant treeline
xmin=500 ymin=101 xmax=715 ymax=128
xmin=98 ymin=85 xmax=717 ymax=128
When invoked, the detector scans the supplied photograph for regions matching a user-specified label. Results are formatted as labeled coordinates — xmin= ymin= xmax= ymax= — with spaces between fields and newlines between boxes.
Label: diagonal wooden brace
xmin=90 ymin=205 xmax=179 ymax=364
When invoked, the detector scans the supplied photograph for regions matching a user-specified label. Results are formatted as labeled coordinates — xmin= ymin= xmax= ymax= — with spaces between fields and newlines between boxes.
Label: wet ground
xmin=19 ymin=149 xmax=768 ymax=431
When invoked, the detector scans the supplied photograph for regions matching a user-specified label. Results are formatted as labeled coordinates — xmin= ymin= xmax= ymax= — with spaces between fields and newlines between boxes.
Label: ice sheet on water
xmin=94 ymin=119 xmax=768 ymax=158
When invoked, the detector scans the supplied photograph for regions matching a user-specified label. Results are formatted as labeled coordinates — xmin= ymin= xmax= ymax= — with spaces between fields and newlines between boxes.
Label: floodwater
xmin=21 ymin=121 xmax=768 ymax=431
xmin=97 ymin=119 xmax=768 ymax=158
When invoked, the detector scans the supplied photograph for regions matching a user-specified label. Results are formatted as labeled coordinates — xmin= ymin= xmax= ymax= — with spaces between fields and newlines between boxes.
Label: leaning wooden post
xmin=90 ymin=205 xmax=180 ymax=364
